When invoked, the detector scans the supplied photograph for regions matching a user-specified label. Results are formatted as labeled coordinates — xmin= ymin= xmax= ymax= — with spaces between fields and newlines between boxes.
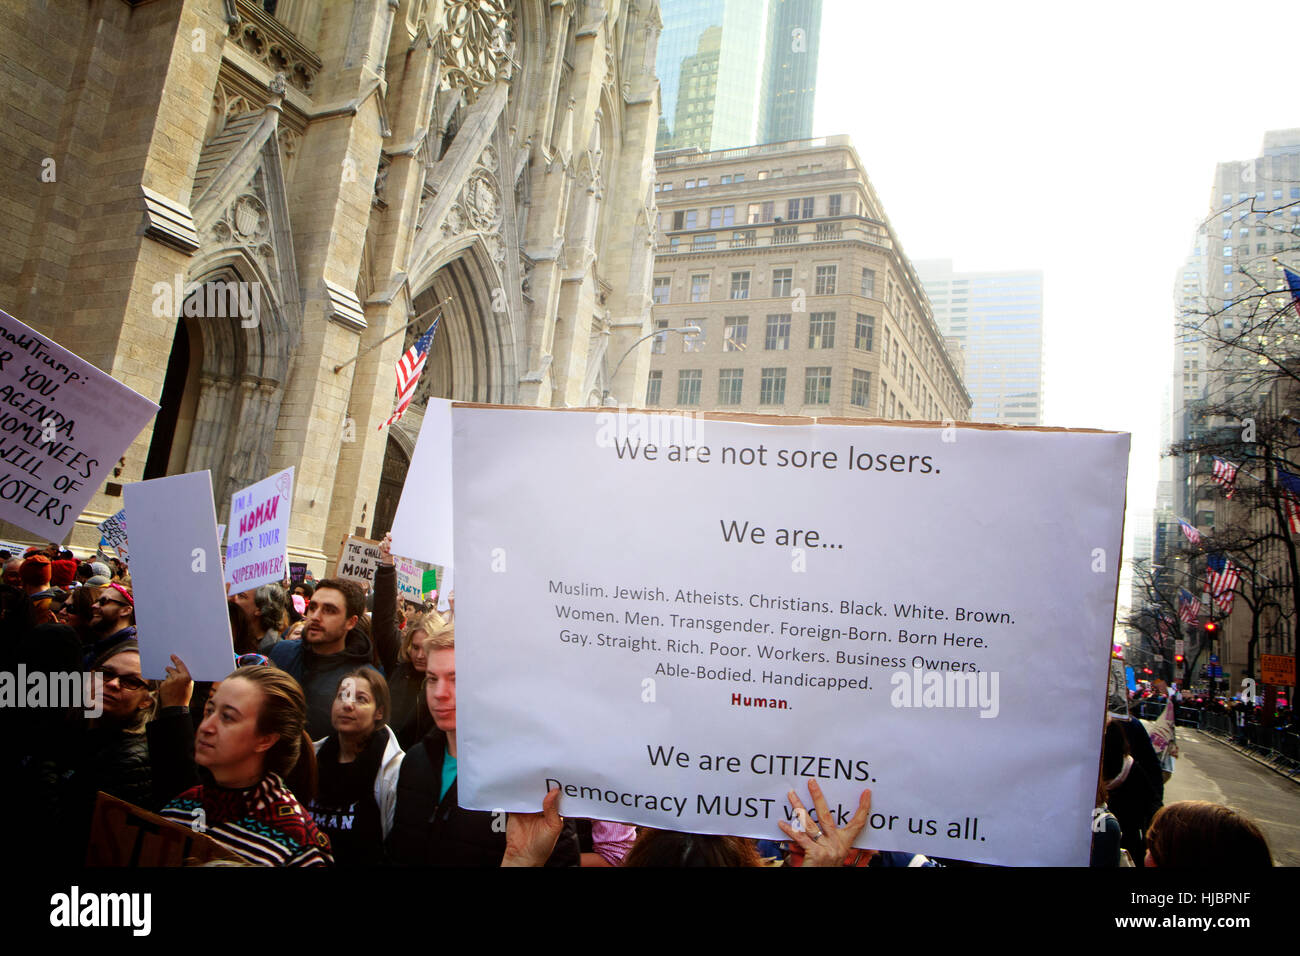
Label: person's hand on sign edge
xmin=160 ymin=654 xmax=194 ymax=709
xmin=501 ymin=787 xmax=563 ymax=867
xmin=379 ymin=532 xmax=396 ymax=566
xmin=777 ymin=779 xmax=874 ymax=867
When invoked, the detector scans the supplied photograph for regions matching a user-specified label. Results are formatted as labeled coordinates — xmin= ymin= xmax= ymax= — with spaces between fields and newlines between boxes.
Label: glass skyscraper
xmin=915 ymin=260 xmax=1045 ymax=425
xmin=656 ymin=0 xmax=822 ymax=152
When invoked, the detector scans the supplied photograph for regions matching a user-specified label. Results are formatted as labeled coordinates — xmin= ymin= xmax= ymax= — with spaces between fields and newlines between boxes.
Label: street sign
xmin=1261 ymin=654 xmax=1295 ymax=686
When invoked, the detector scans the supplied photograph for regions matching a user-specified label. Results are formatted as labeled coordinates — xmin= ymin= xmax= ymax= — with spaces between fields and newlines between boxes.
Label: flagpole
xmin=332 ymin=297 xmax=453 ymax=374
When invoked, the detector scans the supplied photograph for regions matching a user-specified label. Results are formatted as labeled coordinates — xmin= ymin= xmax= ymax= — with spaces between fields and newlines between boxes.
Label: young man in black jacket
xmin=386 ymin=624 xmax=580 ymax=866
xmin=270 ymin=576 xmax=400 ymax=740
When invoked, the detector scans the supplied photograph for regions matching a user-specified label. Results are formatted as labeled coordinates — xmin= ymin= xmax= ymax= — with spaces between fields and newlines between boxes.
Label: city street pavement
xmin=1163 ymin=727 xmax=1300 ymax=866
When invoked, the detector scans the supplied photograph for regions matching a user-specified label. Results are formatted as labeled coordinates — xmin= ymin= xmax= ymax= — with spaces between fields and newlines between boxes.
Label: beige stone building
xmin=643 ymin=136 xmax=970 ymax=421
xmin=0 ymin=0 xmax=662 ymax=571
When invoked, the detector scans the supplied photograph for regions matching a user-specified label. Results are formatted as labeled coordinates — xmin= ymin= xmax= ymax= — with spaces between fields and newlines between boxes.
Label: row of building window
xmin=653 ymin=266 xmax=876 ymax=304
xmin=651 ymin=313 xmax=875 ymax=353
xmin=655 ymin=165 xmax=848 ymax=193
xmin=661 ymin=195 xmax=851 ymax=232
xmin=1220 ymin=187 xmax=1300 ymax=206
xmin=646 ymin=367 xmax=873 ymax=408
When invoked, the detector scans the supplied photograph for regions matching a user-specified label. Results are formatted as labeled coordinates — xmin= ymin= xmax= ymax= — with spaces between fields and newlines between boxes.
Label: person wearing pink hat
xmin=83 ymin=582 xmax=137 ymax=668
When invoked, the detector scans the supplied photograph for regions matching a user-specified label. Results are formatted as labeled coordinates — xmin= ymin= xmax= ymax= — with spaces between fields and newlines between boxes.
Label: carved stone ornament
xmin=211 ymin=189 xmax=273 ymax=265
xmin=440 ymin=143 xmax=505 ymax=242
xmin=466 ymin=172 xmax=500 ymax=230
xmin=233 ymin=195 xmax=267 ymax=238
xmin=440 ymin=0 xmax=514 ymax=96
xmin=227 ymin=2 xmax=321 ymax=95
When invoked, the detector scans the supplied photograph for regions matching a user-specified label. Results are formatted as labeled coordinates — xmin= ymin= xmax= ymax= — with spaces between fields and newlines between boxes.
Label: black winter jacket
xmin=386 ymin=729 xmax=580 ymax=867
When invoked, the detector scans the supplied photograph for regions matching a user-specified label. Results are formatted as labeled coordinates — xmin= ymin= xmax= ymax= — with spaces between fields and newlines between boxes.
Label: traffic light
xmin=1174 ymin=654 xmax=1185 ymax=664
xmin=1204 ymin=620 xmax=1218 ymax=635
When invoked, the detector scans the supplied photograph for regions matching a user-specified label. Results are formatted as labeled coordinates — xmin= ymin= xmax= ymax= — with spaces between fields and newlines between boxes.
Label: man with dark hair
xmin=270 ymin=577 xmax=397 ymax=738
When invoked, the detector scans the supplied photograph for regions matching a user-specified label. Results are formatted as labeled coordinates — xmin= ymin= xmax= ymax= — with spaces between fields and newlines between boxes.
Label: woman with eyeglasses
xmin=302 ymin=666 xmax=404 ymax=866
xmin=159 ymin=664 xmax=332 ymax=866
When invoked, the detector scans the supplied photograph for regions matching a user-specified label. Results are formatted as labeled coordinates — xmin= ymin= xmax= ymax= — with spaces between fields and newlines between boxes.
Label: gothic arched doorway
xmin=140 ymin=268 xmax=294 ymax=522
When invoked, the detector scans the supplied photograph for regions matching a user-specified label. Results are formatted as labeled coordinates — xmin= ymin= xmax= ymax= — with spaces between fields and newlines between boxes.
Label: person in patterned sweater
xmin=160 ymin=665 xmax=332 ymax=866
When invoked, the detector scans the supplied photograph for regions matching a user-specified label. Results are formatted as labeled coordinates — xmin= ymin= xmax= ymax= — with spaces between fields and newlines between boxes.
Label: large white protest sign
xmin=97 ymin=508 xmax=129 ymax=561
xmin=123 ymin=472 xmax=233 ymax=680
xmin=0 ymin=310 xmax=159 ymax=542
xmin=390 ymin=397 xmax=453 ymax=570
xmin=224 ymin=467 xmax=293 ymax=592
xmin=453 ymin=406 xmax=1129 ymax=867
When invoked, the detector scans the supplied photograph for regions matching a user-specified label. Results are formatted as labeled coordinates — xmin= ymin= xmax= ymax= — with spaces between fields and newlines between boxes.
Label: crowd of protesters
xmin=0 ymin=539 xmax=1277 ymax=868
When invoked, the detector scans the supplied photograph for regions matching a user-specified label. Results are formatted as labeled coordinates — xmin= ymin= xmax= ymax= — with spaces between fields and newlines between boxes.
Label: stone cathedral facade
xmin=0 ymin=0 xmax=662 ymax=571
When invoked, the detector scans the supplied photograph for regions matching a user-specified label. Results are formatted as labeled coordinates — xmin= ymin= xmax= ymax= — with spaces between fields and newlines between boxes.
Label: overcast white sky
xmin=814 ymin=0 xmax=1298 ymax=594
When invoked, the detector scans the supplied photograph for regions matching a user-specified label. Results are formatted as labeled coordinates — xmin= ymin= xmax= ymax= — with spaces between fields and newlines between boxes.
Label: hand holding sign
xmin=160 ymin=654 xmax=194 ymax=709
xmin=501 ymin=787 xmax=564 ymax=867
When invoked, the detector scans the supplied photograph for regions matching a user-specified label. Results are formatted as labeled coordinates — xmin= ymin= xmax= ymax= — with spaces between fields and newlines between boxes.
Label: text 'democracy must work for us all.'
xmin=450 ymin=407 xmax=1129 ymax=867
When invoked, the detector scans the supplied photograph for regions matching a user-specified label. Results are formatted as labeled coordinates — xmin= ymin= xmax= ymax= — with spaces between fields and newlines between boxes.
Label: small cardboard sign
xmin=336 ymin=536 xmax=383 ymax=586
xmin=1107 ymin=658 xmax=1129 ymax=717
xmin=97 ymin=509 xmax=129 ymax=562
xmin=396 ymin=556 xmax=445 ymax=602
xmin=289 ymin=562 xmax=308 ymax=585
xmin=86 ymin=792 xmax=241 ymax=866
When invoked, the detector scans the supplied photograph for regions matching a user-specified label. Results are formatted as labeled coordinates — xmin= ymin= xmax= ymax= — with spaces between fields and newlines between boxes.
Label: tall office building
xmin=1169 ymin=129 xmax=1300 ymax=544
xmin=645 ymin=136 xmax=970 ymax=423
xmin=656 ymin=0 xmax=822 ymax=152
xmin=1156 ymin=128 xmax=1300 ymax=686
xmin=760 ymin=0 xmax=822 ymax=143
xmin=914 ymin=261 xmax=1045 ymax=425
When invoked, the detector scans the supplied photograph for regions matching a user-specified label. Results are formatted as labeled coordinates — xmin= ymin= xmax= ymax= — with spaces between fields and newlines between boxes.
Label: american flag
xmin=1277 ymin=467 xmax=1300 ymax=534
xmin=1178 ymin=588 xmax=1201 ymax=624
xmin=1211 ymin=457 xmax=1237 ymax=497
xmin=1178 ymin=519 xmax=1201 ymax=545
xmin=381 ymin=318 xmax=440 ymax=429
xmin=1205 ymin=553 xmax=1239 ymax=613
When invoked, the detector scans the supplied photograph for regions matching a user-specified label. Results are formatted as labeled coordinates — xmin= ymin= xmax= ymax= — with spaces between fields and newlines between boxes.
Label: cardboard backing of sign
xmin=86 ymin=793 xmax=242 ymax=866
